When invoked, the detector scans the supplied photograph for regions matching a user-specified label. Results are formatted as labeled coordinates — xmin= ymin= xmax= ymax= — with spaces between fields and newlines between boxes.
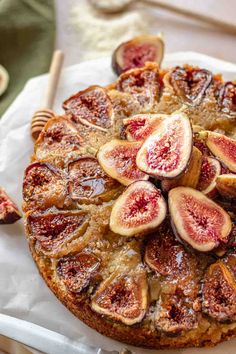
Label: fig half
xmin=110 ymin=181 xmax=166 ymax=237
xmin=63 ymin=86 xmax=114 ymax=132
xmin=155 ymin=295 xmax=197 ymax=335
xmin=168 ymin=66 xmax=212 ymax=106
xmin=206 ymin=132 xmax=236 ymax=173
xmin=123 ymin=114 xmax=165 ymax=142
xmin=197 ymin=156 xmax=221 ymax=197
xmin=26 ymin=210 xmax=90 ymax=256
xmin=23 ymin=162 xmax=67 ymax=211
xmin=145 ymin=226 xmax=190 ymax=278
xmin=91 ymin=271 xmax=148 ymax=325
xmin=169 ymin=187 xmax=232 ymax=252
xmin=97 ymin=139 xmax=148 ymax=186
xmin=202 ymin=261 xmax=236 ymax=322
xmin=35 ymin=116 xmax=83 ymax=166
xmin=216 ymin=174 xmax=236 ymax=199
xmin=0 ymin=187 xmax=22 ymax=224
xmin=68 ymin=157 xmax=121 ymax=204
xmin=136 ymin=112 xmax=192 ymax=179
xmin=116 ymin=62 xmax=161 ymax=112
xmin=112 ymin=34 xmax=164 ymax=75
xmin=57 ymin=252 xmax=100 ymax=293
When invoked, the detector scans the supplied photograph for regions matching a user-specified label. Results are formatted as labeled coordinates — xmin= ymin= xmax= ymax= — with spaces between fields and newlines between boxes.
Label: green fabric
xmin=0 ymin=0 xmax=55 ymax=116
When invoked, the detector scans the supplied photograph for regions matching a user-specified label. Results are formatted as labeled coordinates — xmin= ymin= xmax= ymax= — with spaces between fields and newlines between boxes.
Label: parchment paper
xmin=1 ymin=52 xmax=236 ymax=354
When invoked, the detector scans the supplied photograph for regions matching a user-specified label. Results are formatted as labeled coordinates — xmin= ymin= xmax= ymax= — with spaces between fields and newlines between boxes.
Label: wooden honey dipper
xmin=31 ymin=50 xmax=64 ymax=140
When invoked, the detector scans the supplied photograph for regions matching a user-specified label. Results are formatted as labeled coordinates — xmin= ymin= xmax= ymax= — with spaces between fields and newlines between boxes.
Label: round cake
xmin=22 ymin=61 xmax=236 ymax=349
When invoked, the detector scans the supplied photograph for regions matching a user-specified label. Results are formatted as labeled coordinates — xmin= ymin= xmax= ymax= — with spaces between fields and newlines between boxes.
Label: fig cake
xmin=22 ymin=62 xmax=236 ymax=349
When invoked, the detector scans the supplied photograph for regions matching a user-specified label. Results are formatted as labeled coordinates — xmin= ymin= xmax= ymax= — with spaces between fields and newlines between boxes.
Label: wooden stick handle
xmin=142 ymin=0 xmax=236 ymax=35
xmin=43 ymin=50 xmax=64 ymax=109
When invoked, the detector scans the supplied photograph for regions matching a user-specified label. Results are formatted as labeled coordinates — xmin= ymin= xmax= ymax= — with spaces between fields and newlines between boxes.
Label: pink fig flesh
xmin=97 ymin=139 xmax=148 ymax=186
xmin=123 ymin=114 xmax=165 ymax=142
xmin=169 ymin=187 xmax=232 ymax=252
xmin=91 ymin=271 xmax=148 ymax=325
xmin=197 ymin=156 xmax=221 ymax=196
xmin=206 ymin=132 xmax=236 ymax=173
xmin=112 ymin=34 xmax=164 ymax=75
xmin=136 ymin=112 xmax=192 ymax=179
xmin=0 ymin=187 xmax=22 ymax=224
xmin=63 ymin=85 xmax=113 ymax=131
xmin=110 ymin=181 xmax=167 ymax=237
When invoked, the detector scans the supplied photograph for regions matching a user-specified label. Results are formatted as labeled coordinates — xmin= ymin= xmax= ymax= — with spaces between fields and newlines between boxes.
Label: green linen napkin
xmin=0 ymin=0 xmax=55 ymax=117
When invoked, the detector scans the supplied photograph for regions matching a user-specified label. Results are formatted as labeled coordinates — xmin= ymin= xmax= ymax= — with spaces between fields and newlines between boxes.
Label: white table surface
xmin=55 ymin=0 xmax=236 ymax=67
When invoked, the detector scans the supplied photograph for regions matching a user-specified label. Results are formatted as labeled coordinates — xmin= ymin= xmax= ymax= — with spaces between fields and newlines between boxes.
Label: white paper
xmin=1 ymin=52 xmax=236 ymax=354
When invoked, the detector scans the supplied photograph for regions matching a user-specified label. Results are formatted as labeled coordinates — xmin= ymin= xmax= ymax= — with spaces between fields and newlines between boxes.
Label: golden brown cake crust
xmin=23 ymin=62 xmax=236 ymax=349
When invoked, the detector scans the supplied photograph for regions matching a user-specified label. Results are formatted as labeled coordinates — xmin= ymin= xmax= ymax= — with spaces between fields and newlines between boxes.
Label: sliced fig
xmin=169 ymin=66 xmax=212 ymax=106
xmin=0 ymin=187 xmax=22 ymax=224
xmin=110 ymin=181 xmax=166 ymax=237
xmin=155 ymin=295 xmax=197 ymax=335
xmin=197 ymin=156 xmax=221 ymax=196
xmin=26 ymin=210 xmax=90 ymax=255
xmin=136 ymin=112 xmax=192 ymax=179
xmin=123 ymin=113 xmax=165 ymax=142
xmin=91 ymin=271 xmax=148 ymax=325
xmin=161 ymin=146 xmax=202 ymax=192
xmin=202 ymin=261 xmax=236 ymax=322
xmin=68 ymin=157 xmax=121 ymax=204
xmin=97 ymin=139 xmax=148 ymax=186
xmin=56 ymin=252 xmax=100 ymax=293
xmin=35 ymin=116 xmax=83 ymax=165
xmin=63 ymin=86 xmax=114 ymax=131
xmin=112 ymin=34 xmax=164 ymax=75
xmin=23 ymin=162 xmax=67 ymax=211
xmin=145 ymin=225 xmax=190 ymax=277
xmin=206 ymin=132 xmax=236 ymax=173
xmin=116 ymin=62 xmax=161 ymax=111
xmin=217 ymin=81 xmax=236 ymax=116
xmin=216 ymin=174 xmax=236 ymax=199
xmin=169 ymin=187 xmax=232 ymax=252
